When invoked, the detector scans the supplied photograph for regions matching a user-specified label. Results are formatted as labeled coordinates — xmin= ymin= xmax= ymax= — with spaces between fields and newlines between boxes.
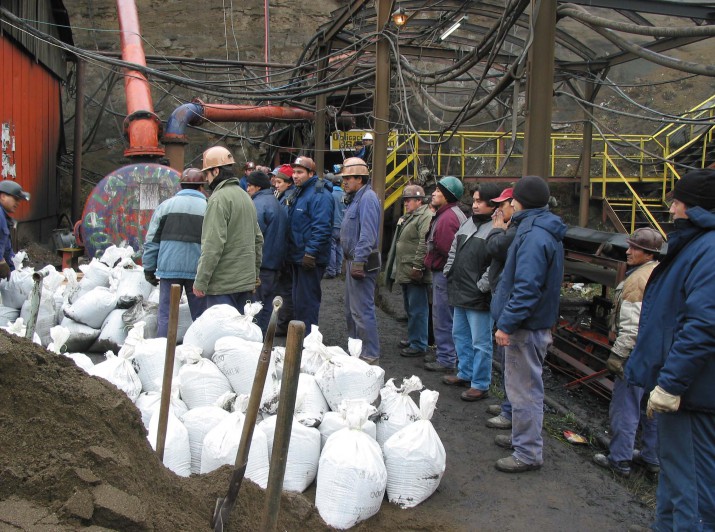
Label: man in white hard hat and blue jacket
xmin=0 ymin=180 xmax=30 ymax=280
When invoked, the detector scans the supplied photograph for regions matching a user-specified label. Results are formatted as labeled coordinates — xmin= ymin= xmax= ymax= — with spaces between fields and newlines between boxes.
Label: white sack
xmin=183 ymin=303 xmax=262 ymax=358
xmin=295 ymin=373 xmax=330 ymax=428
xmin=258 ymin=415 xmax=320 ymax=493
xmin=47 ymin=325 xmax=70 ymax=354
xmin=98 ymin=245 xmax=135 ymax=268
xmin=60 ymin=317 xmax=100 ymax=352
xmin=78 ymin=258 xmax=112 ymax=291
xmin=0 ymin=254 xmax=33 ymax=309
xmin=89 ymin=351 xmax=142 ymax=402
xmin=0 ymin=305 xmax=20 ymax=326
xmin=181 ymin=406 xmax=230 ymax=474
xmin=122 ymin=299 xmax=159 ymax=339
xmin=135 ymin=388 xmax=189 ymax=429
xmin=130 ymin=337 xmax=171 ymax=393
xmin=148 ymin=408 xmax=191 ymax=477
xmin=2 ymin=317 xmax=42 ymax=344
xmin=201 ymin=410 xmax=271 ymax=488
xmin=319 ymin=400 xmax=377 ymax=450
xmin=64 ymin=286 xmax=118 ymax=329
xmin=62 ymin=352 xmax=94 ymax=373
xmin=384 ymin=390 xmax=445 ymax=508
xmin=91 ymin=309 xmax=128 ymax=353
xmin=115 ymin=267 xmax=153 ymax=300
xmin=176 ymin=302 xmax=193 ymax=343
xmin=178 ymin=349 xmax=232 ymax=410
xmin=316 ymin=401 xmax=386 ymax=529
xmin=299 ymin=325 xmax=330 ymax=375
xmin=375 ymin=376 xmax=422 ymax=448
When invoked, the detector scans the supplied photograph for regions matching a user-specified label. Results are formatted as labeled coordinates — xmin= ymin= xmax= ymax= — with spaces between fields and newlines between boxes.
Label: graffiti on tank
xmin=82 ymin=163 xmax=181 ymax=259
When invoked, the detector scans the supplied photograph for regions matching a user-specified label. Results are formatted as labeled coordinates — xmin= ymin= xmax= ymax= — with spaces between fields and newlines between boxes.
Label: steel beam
xmin=563 ymin=0 xmax=715 ymax=20
xmin=373 ymin=0 xmax=391 ymax=247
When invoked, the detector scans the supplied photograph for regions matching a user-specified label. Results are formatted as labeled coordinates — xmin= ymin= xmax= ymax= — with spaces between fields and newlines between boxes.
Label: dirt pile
xmin=0 ymin=331 xmax=331 ymax=531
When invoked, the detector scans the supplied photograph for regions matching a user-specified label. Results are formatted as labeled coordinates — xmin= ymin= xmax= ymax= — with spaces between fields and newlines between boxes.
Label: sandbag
xmin=299 ymin=325 xmax=330 ymax=375
xmin=98 ymin=245 xmax=135 ymax=268
xmin=89 ymin=351 xmax=142 ymax=402
xmin=181 ymin=405 xmax=230 ymax=474
xmin=316 ymin=401 xmax=386 ymax=529
xmin=47 ymin=325 xmax=70 ymax=354
xmin=78 ymin=258 xmax=112 ymax=292
xmin=178 ymin=347 xmax=232 ymax=409
xmin=148 ymin=408 xmax=191 ymax=477
xmin=2 ymin=317 xmax=42 ymax=345
xmin=0 ymin=305 xmax=20 ymax=326
xmin=384 ymin=390 xmax=446 ymax=508
xmin=319 ymin=400 xmax=377 ymax=450
xmin=91 ymin=309 xmax=128 ymax=353
xmin=295 ymin=373 xmax=330 ymax=428
xmin=64 ymin=286 xmax=118 ymax=329
xmin=62 ymin=352 xmax=94 ymax=373
xmin=201 ymin=408 xmax=271 ymax=488
xmin=375 ymin=376 xmax=422 ymax=448
xmin=183 ymin=303 xmax=262 ymax=358
xmin=0 ymin=257 xmax=34 ymax=309
xmin=258 ymin=415 xmax=320 ymax=493
xmin=135 ymin=388 xmax=189 ymax=429
xmin=176 ymin=302 xmax=193 ymax=343
xmin=20 ymin=297 xmax=57 ymax=347
xmin=115 ymin=267 xmax=154 ymax=300
xmin=60 ymin=317 xmax=101 ymax=352
xmin=314 ymin=338 xmax=385 ymax=411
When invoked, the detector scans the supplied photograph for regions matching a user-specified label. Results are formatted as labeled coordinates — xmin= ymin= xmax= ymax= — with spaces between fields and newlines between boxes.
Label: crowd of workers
xmin=0 ymin=143 xmax=707 ymax=528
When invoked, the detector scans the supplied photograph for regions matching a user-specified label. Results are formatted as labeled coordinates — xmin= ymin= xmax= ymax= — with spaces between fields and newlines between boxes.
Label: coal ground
xmin=0 ymin=249 xmax=656 ymax=531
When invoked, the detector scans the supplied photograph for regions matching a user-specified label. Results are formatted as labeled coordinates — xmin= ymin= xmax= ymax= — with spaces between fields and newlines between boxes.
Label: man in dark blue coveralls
xmin=0 ymin=180 xmax=30 ymax=280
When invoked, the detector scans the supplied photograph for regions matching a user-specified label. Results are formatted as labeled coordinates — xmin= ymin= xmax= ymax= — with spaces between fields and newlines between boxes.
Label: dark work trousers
xmin=254 ymin=268 xmax=279 ymax=334
xmin=345 ymin=261 xmax=380 ymax=359
xmin=291 ymin=263 xmax=325 ymax=330
xmin=158 ymin=278 xmax=207 ymax=337
xmin=608 ymin=378 xmax=658 ymax=464
xmin=275 ymin=266 xmax=294 ymax=334
xmin=205 ymin=291 xmax=253 ymax=313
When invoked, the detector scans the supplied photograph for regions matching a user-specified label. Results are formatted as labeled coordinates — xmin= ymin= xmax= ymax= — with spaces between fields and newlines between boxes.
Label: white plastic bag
xmin=62 ymin=352 xmax=94 ymax=373
xmin=319 ymin=400 xmax=377 ymax=450
xmin=384 ymin=390 xmax=446 ymax=508
xmin=299 ymin=325 xmax=330 ymax=375
xmin=148 ymin=408 xmax=191 ymax=477
xmin=183 ymin=303 xmax=262 ymax=358
xmin=64 ymin=286 xmax=118 ymax=329
xmin=130 ymin=337 xmax=173 ymax=393
xmin=78 ymin=258 xmax=112 ymax=291
xmin=89 ymin=350 xmax=142 ymax=402
xmin=258 ymin=415 xmax=320 ymax=493
xmin=181 ymin=405 xmax=230 ymax=475
xmin=178 ymin=347 xmax=232 ymax=409
xmin=316 ymin=401 xmax=386 ymax=529
xmin=2 ymin=317 xmax=42 ymax=344
xmin=295 ymin=373 xmax=330 ymax=428
xmin=0 ymin=253 xmax=33 ymax=309
xmin=92 ymin=309 xmax=128 ymax=353
xmin=98 ymin=245 xmax=135 ymax=268
xmin=135 ymin=387 xmax=189 ymax=429
xmin=375 ymin=376 xmax=422 ymax=448
xmin=211 ymin=336 xmax=266 ymax=393
xmin=115 ymin=267 xmax=153 ymax=300
xmin=47 ymin=325 xmax=70 ymax=354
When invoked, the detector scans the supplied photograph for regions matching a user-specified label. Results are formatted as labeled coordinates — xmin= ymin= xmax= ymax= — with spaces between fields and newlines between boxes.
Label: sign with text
xmin=329 ymin=129 xmax=398 ymax=151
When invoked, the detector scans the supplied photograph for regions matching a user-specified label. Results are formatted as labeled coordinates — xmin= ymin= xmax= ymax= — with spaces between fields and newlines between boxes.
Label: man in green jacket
xmin=193 ymin=146 xmax=263 ymax=311
xmin=385 ymin=185 xmax=434 ymax=358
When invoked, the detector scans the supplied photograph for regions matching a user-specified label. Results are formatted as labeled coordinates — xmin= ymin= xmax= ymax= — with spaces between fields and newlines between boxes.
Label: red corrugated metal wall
xmin=0 ymin=33 xmax=61 ymax=224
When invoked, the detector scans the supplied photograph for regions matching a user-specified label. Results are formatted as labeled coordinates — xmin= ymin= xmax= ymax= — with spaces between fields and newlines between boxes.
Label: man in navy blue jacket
xmin=247 ymin=170 xmax=288 ymax=333
xmin=627 ymin=169 xmax=715 ymax=531
xmin=285 ymin=156 xmax=334 ymax=328
xmin=491 ymin=175 xmax=566 ymax=473
xmin=0 ymin=180 xmax=30 ymax=280
xmin=143 ymin=168 xmax=208 ymax=337
xmin=339 ymin=157 xmax=381 ymax=364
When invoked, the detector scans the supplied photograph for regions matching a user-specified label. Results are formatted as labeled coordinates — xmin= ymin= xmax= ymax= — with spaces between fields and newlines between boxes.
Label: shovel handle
xmin=212 ymin=296 xmax=283 ymax=531
xmin=261 ymin=320 xmax=305 ymax=532
xmin=156 ymin=283 xmax=182 ymax=461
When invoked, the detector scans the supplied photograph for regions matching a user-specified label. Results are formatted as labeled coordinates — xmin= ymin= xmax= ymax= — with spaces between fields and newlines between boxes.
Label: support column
xmin=579 ymin=78 xmax=596 ymax=227
xmin=373 ymin=0 xmax=391 ymax=247
xmin=522 ymin=0 xmax=556 ymax=179
xmin=72 ymin=58 xmax=85 ymax=223
xmin=314 ymin=47 xmax=330 ymax=177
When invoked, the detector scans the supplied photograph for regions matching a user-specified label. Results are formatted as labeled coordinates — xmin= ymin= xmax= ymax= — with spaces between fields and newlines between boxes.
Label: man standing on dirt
xmin=626 ymin=169 xmax=715 ymax=530
xmin=0 ymin=180 xmax=30 ymax=280
xmin=484 ymin=187 xmax=516 ymax=429
xmin=142 ymin=168 xmax=208 ymax=336
xmin=491 ymin=175 xmax=566 ymax=473
xmin=239 ymin=161 xmax=255 ymax=191
xmin=339 ymin=157 xmax=381 ymax=364
xmin=193 ymin=146 xmax=264 ymax=311
xmin=417 ymin=176 xmax=467 ymax=369
xmin=273 ymin=164 xmax=297 ymax=335
xmin=285 ymin=156 xmax=334 ymax=329
xmin=593 ymin=227 xmax=663 ymax=478
xmin=385 ymin=185 xmax=433 ymax=362
xmin=246 ymin=169 xmax=288 ymax=334
xmin=442 ymin=183 xmax=501 ymax=399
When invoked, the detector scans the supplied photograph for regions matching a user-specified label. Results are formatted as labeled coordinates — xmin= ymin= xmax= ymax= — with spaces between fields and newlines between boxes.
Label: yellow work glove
xmin=647 ymin=385 xmax=681 ymax=418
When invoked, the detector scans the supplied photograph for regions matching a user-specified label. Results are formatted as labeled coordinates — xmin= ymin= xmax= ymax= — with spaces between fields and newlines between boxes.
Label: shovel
xmin=211 ymin=296 xmax=283 ymax=532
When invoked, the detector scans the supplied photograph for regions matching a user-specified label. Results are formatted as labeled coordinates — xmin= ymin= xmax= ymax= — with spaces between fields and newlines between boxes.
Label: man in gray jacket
xmin=385 ymin=185 xmax=433 ymax=358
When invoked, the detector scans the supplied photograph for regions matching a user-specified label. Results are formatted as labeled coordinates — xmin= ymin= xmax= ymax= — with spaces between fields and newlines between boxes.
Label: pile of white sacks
xmin=0 ymin=246 xmax=447 ymax=530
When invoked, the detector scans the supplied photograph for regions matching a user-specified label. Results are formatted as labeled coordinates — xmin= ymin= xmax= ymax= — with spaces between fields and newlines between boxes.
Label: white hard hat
xmin=362 ymin=132 xmax=373 ymax=141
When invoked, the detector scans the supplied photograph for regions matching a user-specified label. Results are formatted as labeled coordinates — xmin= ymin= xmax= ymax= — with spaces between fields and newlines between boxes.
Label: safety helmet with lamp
xmin=337 ymin=157 xmax=369 ymax=177
xmin=202 ymin=146 xmax=235 ymax=171
xmin=402 ymin=184 xmax=425 ymax=200
xmin=626 ymin=227 xmax=664 ymax=254
xmin=291 ymin=156 xmax=316 ymax=173
xmin=244 ymin=161 xmax=256 ymax=171
xmin=180 ymin=168 xmax=207 ymax=186
xmin=0 ymin=180 xmax=30 ymax=201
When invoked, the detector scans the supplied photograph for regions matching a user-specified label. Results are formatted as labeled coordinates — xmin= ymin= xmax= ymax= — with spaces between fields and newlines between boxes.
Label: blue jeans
xmin=205 ymin=291 xmax=253 ymax=313
xmin=326 ymin=228 xmax=343 ymax=277
xmin=254 ymin=268 xmax=279 ymax=334
xmin=291 ymin=263 xmax=325 ymax=330
xmin=157 ymin=278 xmax=207 ymax=337
xmin=504 ymin=328 xmax=552 ymax=465
xmin=494 ymin=344 xmax=512 ymax=419
xmin=432 ymin=271 xmax=456 ymax=367
xmin=654 ymin=411 xmax=715 ymax=532
xmin=609 ymin=378 xmax=658 ymax=464
xmin=453 ymin=306 xmax=493 ymax=389
xmin=345 ymin=260 xmax=380 ymax=359
xmin=401 ymin=283 xmax=429 ymax=352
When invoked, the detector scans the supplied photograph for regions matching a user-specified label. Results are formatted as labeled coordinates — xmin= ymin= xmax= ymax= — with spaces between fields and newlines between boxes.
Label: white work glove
xmin=647 ymin=385 xmax=681 ymax=418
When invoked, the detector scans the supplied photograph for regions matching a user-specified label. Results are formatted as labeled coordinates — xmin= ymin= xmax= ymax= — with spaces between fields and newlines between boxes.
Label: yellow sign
xmin=329 ymin=129 xmax=398 ymax=151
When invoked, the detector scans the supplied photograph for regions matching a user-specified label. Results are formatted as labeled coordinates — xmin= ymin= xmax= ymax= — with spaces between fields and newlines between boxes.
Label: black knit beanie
xmin=247 ymin=170 xmax=271 ymax=189
xmin=513 ymin=175 xmax=550 ymax=209
xmin=673 ymin=169 xmax=715 ymax=210
xmin=437 ymin=182 xmax=458 ymax=204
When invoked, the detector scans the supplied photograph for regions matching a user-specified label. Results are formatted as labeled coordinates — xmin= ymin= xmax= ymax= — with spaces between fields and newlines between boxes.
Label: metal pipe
xmin=116 ymin=0 xmax=164 ymax=157
xmin=97 ymin=50 xmax=297 ymax=69
xmin=25 ymin=270 xmax=50 ymax=340
xmin=579 ymin=78 xmax=596 ymax=227
xmin=72 ymin=57 xmax=85 ymax=223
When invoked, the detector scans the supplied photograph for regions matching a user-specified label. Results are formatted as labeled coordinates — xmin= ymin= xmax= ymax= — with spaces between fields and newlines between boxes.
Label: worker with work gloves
xmin=0 ymin=180 xmax=31 ymax=280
